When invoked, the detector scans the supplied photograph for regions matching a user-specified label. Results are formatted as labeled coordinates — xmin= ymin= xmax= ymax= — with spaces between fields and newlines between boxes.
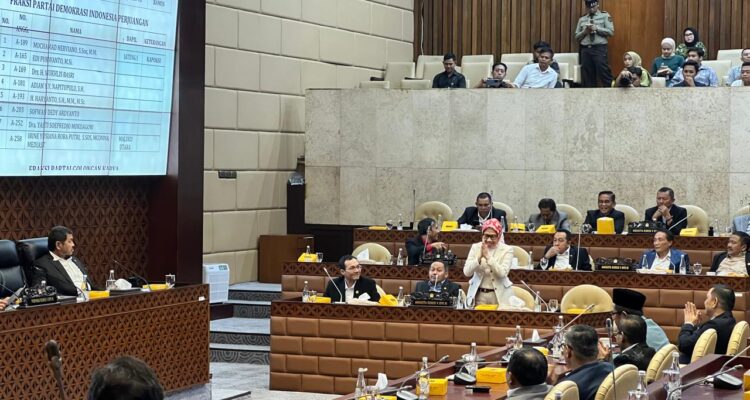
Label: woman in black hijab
xmin=676 ymin=27 xmax=707 ymax=58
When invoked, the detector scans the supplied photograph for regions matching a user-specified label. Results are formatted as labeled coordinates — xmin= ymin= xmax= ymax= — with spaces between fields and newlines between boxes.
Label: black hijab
xmin=683 ymin=27 xmax=700 ymax=47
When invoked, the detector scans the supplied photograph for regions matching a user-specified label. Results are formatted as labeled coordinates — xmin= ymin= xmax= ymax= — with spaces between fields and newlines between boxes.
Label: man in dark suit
xmin=538 ymin=229 xmax=591 ymax=270
xmin=644 ymin=187 xmax=689 ymax=234
xmin=506 ymin=348 xmax=551 ymax=399
xmin=414 ymin=261 xmax=460 ymax=298
xmin=583 ymin=191 xmax=625 ymax=234
xmin=406 ymin=218 xmax=447 ymax=265
xmin=323 ymin=255 xmax=380 ymax=303
xmin=456 ymin=192 xmax=507 ymax=230
xmin=553 ymin=325 xmax=613 ymax=400
xmin=610 ymin=315 xmax=656 ymax=371
xmin=678 ymin=284 xmax=737 ymax=363
xmin=31 ymin=226 xmax=91 ymax=296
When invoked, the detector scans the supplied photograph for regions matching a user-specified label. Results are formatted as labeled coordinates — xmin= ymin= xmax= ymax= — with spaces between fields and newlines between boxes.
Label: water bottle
xmin=513 ymin=216 xmax=519 ymax=232
xmin=397 ymin=286 xmax=405 ymax=306
xmin=528 ymin=251 xmax=534 ymax=268
xmin=302 ymin=281 xmax=310 ymax=303
xmin=436 ymin=213 xmax=443 ymax=231
xmin=106 ymin=269 xmax=116 ymax=290
xmin=665 ymin=351 xmax=681 ymax=399
xmin=396 ymin=248 xmax=405 ymax=266
xmin=466 ymin=342 xmax=478 ymax=376
xmin=635 ymin=370 xmax=647 ymax=398
xmin=534 ymin=291 xmax=542 ymax=312
xmin=640 ymin=253 xmax=648 ymax=269
xmin=304 ymin=245 xmax=312 ymax=262
xmin=79 ymin=274 xmax=88 ymax=300
xmin=679 ymin=254 xmax=686 ymax=274
xmin=500 ymin=216 xmax=507 ymax=232
xmin=397 ymin=213 xmax=404 ymax=231
xmin=418 ymin=356 xmax=430 ymax=399
xmin=514 ymin=325 xmax=523 ymax=351
xmin=355 ymin=367 xmax=367 ymax=398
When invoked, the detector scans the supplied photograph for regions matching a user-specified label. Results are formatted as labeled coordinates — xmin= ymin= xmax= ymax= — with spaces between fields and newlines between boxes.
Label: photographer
xmin=476 ymin=62 xmax=512 ymax=88
xmin=615 ymin=66 xmax=644 ymax=88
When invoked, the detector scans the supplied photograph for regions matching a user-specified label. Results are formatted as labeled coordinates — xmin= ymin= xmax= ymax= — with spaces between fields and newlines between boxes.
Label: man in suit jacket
xmin=553 ymin=325 xmax=613 ymax=400
xmin=538 ymin=230 xmax=591 ymax=270
xmin=640 ymin=230 xmax=691 ymax=272
xmin=31 ymin=226 xmax=91 ymax=296
xmin=732 ymin=214 xmax=750 ymax=234
xmin=406 ymin=218 xmax=448 ymax=265
xmin=678 ymin=284 xmax=737 ymax=363
xmin=414 ymin=261 xmax=460 ymax=298
xmin=583 ymin=191 xmax=625 ymax=234
xmin=710 ymin=232 xmax=750 ymax=275
xmin=644 ymin=187 xmax=689 ymax=234
xmin=506 ymin=348 xmax=552 ymax=400
xmin=324 ymin=255 xmax=380 ymax=303
xmin=527 ymin=198 xmax=571 ymax=232
xmin=609 ymin=315 xmax=656 ymax=371
xmin=456 ymin=192 xmax=507 ymax=230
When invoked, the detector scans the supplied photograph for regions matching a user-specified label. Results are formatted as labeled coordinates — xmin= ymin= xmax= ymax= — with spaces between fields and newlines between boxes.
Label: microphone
xmin=559 ymin=304 xmax=596 ymax=331
xmin=396 ymin=355 xmax=450 ymax=400
xmin=605 ymin=318 xmax=617 ymax=397
xmin=668 ymin=214 xmax=692 ymax=232
xmin=667 ymin=364 xmax=743 ymax=397
xmin=45 ymin=340 xmax=68 ymax=400
xmin=576 ymin=225 xmax=582 ymax=271
xmin=322 ymin=265 xmax=346 ymax=304
xmin=711 ymin=343 xmax=750 ymax=389
xmin=112 ymin=259 xmax=150 ymax=290
xmin=520 ymin=280 xmax=548 ymax=309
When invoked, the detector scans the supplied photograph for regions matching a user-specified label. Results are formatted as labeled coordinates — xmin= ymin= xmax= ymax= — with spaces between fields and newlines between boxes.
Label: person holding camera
xmin=475 ymin=62 xmax=512 ymax=88
xmin=614 ymin=66 xmax=644 ymax=88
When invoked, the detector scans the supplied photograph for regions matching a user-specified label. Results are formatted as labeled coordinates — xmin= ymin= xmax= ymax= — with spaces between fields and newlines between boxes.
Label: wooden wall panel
xmin=415 ymin=0 xmax=750 ymax=68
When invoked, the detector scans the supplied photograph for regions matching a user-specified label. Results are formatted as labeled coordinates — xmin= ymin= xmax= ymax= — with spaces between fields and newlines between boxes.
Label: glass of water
xmin=165 ymin=274 xmax=176 ymax=288
xmin=539 ymin=257 xmax=549 ymax=270
xmin=316 ymin=252 xmax=324 ymax=263
xmin=527 ymin=222 xmax=535 ymax=233
xmin=506 ymin=337 xmax=517 ymax=356
xmin=549 ymin=299 xmax=559 ymax=313
xmin=308 ymin=290 xmax=317 ymax=303
xmin=692 ymin=263 xmax=702 ymax=275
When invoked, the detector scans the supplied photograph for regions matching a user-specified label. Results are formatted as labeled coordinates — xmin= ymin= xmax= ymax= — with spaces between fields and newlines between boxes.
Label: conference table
xmin=0 ymin=284 xmax=210 ymax=399
xmin=647 ymin=354 xmax=750 ymax=399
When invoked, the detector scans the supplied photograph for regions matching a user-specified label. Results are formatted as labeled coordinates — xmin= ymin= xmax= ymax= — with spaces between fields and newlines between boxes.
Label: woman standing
xmin=464 ymin=218 xmax=514 ymax=306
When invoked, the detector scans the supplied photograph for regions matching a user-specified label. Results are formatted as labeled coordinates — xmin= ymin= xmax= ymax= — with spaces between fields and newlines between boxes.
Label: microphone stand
xmin=667 ymin=214 xmax=692 ymax=233
xmin=113 ymin=259 xmax=151 ymax=289
xmin=575 ymin=223 xmax=582 ymax=271
xmin=395 ymin=355 xmax=450 ymax=400
xmin=45 ymin=340 xmax=68 ymax=400
xmin=667 ymin=364 xmax=743 ymax=398
xmin=520 ymin=280 xmax=548 ymax=310
xmin=322 ymin=265 xmax=346 ymax=304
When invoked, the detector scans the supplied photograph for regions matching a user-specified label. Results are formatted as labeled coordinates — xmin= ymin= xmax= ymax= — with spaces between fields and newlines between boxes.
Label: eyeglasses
xmin=482 ymin=234 xmax=499 ymax=240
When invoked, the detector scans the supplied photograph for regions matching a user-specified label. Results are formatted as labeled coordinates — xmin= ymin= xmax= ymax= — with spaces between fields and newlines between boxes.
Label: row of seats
xmin=415 ymin=201 xmax=750 ymax=235
xmin=0 ymin=237 xmax=51 ymax=297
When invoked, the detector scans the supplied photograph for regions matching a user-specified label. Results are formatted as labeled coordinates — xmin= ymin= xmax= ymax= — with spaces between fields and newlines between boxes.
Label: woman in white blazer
xmin=463 ymin=218 xmax=514 ymax=306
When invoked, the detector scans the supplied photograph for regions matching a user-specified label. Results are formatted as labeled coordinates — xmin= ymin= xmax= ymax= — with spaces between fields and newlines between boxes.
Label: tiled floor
xmin=210 ymin=363 xmax=338 ymax=400
xmin=210 ymin=317 xmax=270 ymax=334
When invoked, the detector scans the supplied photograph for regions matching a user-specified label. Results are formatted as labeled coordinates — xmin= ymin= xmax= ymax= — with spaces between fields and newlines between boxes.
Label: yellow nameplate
xmin=534 ymin=346 xmax=549 ymax=356
xmin=477 ymin=367 xmax=507 ymax=384
xmin=597 ymin=217 xmax=615 ymax=234
xmin=441 ymin=221 xmax=458 ymax=231
xmin=297 ymin=253 xmax=319 ymax=262
xmin=314 ymin=296 xmax=331 ymax=303
xmin=474 ymin=304 xmax=499 ymax=311
xmin=566 ymin=308 xmax=589 ymax=314
xmin=88 ymin=290 xmax=110 ymax=299
xmin=535 ymin=224 xmax=556 ymax=233
xmin=143 ymin=284 xmax=168 ymax=291
xmin=379 ymin=294 xmax=398 ymax=306
xmin=380 ymin=397 xmax=397 ymax=400
xmin=368 ymin=225 xmax=387 ymax=230
xmin=510 ymin=223 xmax=526 ymax=231
xmin=679 ymin=228 xmax=698 ymax=236
xmin=416 ymin=378 xmax=448 ymax=396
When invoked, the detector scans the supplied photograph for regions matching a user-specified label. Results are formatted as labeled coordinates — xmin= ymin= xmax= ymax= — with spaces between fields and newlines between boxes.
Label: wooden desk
xmin=648 ymin=354 xmax=750 ymax=399
xmin=269 ymin=299 xmax=607 ymax=395
xmin=0 ymin=285 xmax=210 ymax=399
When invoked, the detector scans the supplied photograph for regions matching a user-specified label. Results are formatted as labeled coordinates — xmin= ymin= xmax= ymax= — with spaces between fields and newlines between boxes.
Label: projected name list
xmin=0 ymin=0 xmax=178 ymax=175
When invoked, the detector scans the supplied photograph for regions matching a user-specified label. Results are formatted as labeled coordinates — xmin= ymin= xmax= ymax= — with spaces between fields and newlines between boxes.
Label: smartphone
xmin=466 ymin=385 xmax=491 ymax=393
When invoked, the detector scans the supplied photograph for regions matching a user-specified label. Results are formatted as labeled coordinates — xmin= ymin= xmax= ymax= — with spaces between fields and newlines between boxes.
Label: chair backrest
xmin=727 ymin=321 xmax=749 ymax=356
xmin=510 ymin=246 xmax=531 ymax=268
xmin=733 ymin=205 xmax=750 ymax=218
xmin=461 ymin=54 xmax=494 ymax=65
xmin=493 ymin=202 xmax=515 ymax=223
xmin=0 ymin=240 xmax=25 ymax=297
xmin=501 ymin=53 xmax=534 ymax=63
xmin=544 ymin=380 xmax=579 ymax=400
xmin=503 ymin=62 xmax=527 ymax=82
xmin=359 ymin=80 xmax=390 ymax=89
xmin=555 ymin=53 xmax=580 ymax=67
xmin=652 ymin=76 xmax=667 ymax=87
xmin=702 ymin=60 xmax=732 ymax=85
xmin=615 ymin=204 xmax=640 ymax=229
xmin=595 ymin=364 xmax=638 ymax=400
xmin=717 ymin=49 xmax=743 ymax=68
xmin=383 ymin=62 xmax=415 ymax=89
xmin=646 ymin=343 xmax=678 ymax=383
xmin=561 ymin=284 xmax=613 ymax=313
xmin=512 ymin=286 xmax=535 ymax=309
xmin=415 ymin=201 xmax=453 ymax=222
xmin=461 ymin=62 xmax=492 ymax=88
xmin=352 ymin=243 xmax=393 ymax=265
xmin=422 ymin=62 xmax=445 ymax=83
xmin=400 ymin=79 xmax=432 ymax=90
xmin=557 ymin=204 xmax=584 ymax=233
xmin=683 ymin=205 xmax=710 ymax=235
xmin=557 ymin=62 xmax=570 ymax=81
xmin=691 ymin=328 xmax=717 ymax=362
xmin=415 ymin=55 xmax=444 ymax=79
xmin=16 ymin=237 xmax=48 ymax=283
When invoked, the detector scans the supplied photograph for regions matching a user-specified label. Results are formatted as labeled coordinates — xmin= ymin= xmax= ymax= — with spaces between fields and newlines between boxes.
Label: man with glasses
xmin=324 ymin=255 xmax=380 ymax=303
xmin=464 ymin=219 xmax=514 ymax=306
xmin=611 ymin=288 xmax=669 ymax=350
xmin=539 ymin=230 xmax=591 ymax=271
xmin=457 ymin=192 xmax=507 ymax=230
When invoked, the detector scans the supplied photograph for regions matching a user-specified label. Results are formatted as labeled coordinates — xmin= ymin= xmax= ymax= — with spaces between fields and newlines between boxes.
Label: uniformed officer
xmin=575 ymin=0 xmax=614 ymax=87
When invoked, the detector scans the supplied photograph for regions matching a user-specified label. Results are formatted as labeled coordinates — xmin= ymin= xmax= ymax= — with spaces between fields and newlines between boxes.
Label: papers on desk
xmin=356 ymin=248 xmax=370 ymax=260
xmin=636 ymin=268 xmax=669 ymax=275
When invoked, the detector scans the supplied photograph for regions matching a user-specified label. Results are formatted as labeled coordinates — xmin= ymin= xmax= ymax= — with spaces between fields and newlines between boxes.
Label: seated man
xmin=414 ymin=261 xmax=460 ymax=298
xmin=644 ymin=187 xmax=688 ymax=233
xmin=678 ymin=284 xmax=736 ymax=363
xmin=732 ymin=214 xmax=750 ymax=234
xmin=640 ymin=230 xmax=691 ymax=272
xmin=432 ymin=52 xmax=466 ymax=88
xmin=726 ymin=48 xmax=750 ymax=85
xmin=539 ymin=230 xmax=591 ymax=271
xmin=553 ymin=325 xmax=614 ymax=400
xmin=88 ymin=356 xmax=164 ymax=400
xmin=475 ymin=62 xmax=513 ymax=88
xmin=604 ymin=315 xmax=656 ymax=371
xmin=731 ymin=62 xmax=750 ymax=87
xmin=710 ymin=232 xmax=750 ymax=276
xmin=324 ymin=255 xmax=381 ymax=303
xmin=406 ymin=218 xmax=447 ymax=265
xmin=530 ymin=41 xmax=561 ymax=74
xmin=527 ymin=198 xmax=570 ymax=232
xmin=506 ymin=347 xmax=551 ymax=399
xmin=613 ymin=66 xmax=645 ymax=88
xmin=612 ymin=288 xmax=670 ymax=350
xmin=583 ymin=191 xmax=625 ymax=234
xmin=512 ymin=46 xmax=558 ymax=88
xmin=31 ymin=225 xmax=92 ymax=296
xmin=671 ymin=60 xmax=707 ymax=87
xmin=457 ymin=192 xmax=507 ymax=230
xmin=670 ymin=48 xmax=718 ymax=87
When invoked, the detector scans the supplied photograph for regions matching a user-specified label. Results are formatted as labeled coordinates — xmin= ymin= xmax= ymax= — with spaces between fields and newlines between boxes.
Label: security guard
xmin=575 ymin=0 xmax=614 ymax=87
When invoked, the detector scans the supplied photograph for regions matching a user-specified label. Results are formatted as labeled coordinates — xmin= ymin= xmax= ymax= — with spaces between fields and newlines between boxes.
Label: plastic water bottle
xmin=466 ymin=342 xmax=478 ymax=376
xmin=679 ymin=254 xmax=686 ymax=274
xmin=396 ymin=248 xmax=405 ymax=266
xmin=304 ymin=245 xmax=312 ymax=262
xmin=397 ymin=286 xmax=405 ymax=306
xmin=513 ymin=216 xmax=519 ymax=232
xmin=528 ymin=251 xmax=534 ymax=268
xmin=665 ymin=351 xmax=681 ymax=399
xmin=302 ymin=281 xmax=310 ymax=303
xmin=355 ymin=367 xmax=367 ymax=398
xmin=514 ymin=325 xmax=523 ymax=351
xmin=436 ymin=213 xmax=443 ymax=231
xmin=534 ymin=291 xmax=542 ymax=312
xmin=397 ymin=213 xmax=404 ymax=231
xmin=106 ymin=269 xmax=116 ymax=290
xmin=635 ymin=370 xmax=647 ymax=398
xmin=418 ymin=356 xmax=430 ymax=399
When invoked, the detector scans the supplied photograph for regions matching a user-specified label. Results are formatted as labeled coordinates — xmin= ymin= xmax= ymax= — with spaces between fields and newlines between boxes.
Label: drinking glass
xmin=165 ymin=274 xmax=176 ymax=288
xmin=549 ymin=299 xmax=559 ymax=313
xmin=539 ymin=257 xmax=549 ymax=270
xmin=465 ymin=296 xmax=475 ymax=309
xmin=506 ymin=337 xmax=517 ymax=356
xmin=386 ymin=219 xmax=394 ymax=230
xmin=692 ymin=263 xmax=703 ymax=275
xmin=527 ymin=223 xmax=535 ymax=233
xmin=404 ymin=294 xmax=412 ymax=307
xmin=308 ymin=290 xmax=317 ymax=303
xmin=581 ymin=224 xmax=593 ymax=234
xmin=316 ymin=252 xmax=324 ymax=263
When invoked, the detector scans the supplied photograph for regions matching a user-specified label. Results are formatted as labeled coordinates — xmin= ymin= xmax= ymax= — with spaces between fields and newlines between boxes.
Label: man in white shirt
xmin=730 ymin=62 xmax=750 ymax=87
xmin=31 ymin=226 xmax=91 ymax=296
xmin=512 ymin=47 xmax=558 ymax=89
xmin=727 ymin=49 xmax=750 ymax=85
xmin=539 ymin=230 xmax=591 ymax=271
xmin=639 ymin=230 xmax=690 ymax=272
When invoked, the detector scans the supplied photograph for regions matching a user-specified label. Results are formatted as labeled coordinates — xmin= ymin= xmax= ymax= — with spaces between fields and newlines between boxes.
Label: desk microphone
xmin=45 ymin=340 xmax=68 ymax=400
xmin=0 ymin=274 xmax=25 ymax=310
xmin=605 ymin=318 xmax=617 ymax=397
xmin=559 ymin=304 xmax=596 ymax=331
xmin=668 ymin=214 xmax=692 ymax=232
xmin=667 ymin=364 xmax=743 ymax=397
xmin=396 ymin=355 xmax=450 ymax=400
xmin=575 ymin=222 xmax=582 ymax=271
xmin=711 ymin=343 xmax=750 ymax=389
xmin=520 ymin=280 xmax=548 ymax=309
xmin=113 ymin=259 xmax=151 ymax=289
xmin=321 ymin=265 xmax=346 ymax=304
